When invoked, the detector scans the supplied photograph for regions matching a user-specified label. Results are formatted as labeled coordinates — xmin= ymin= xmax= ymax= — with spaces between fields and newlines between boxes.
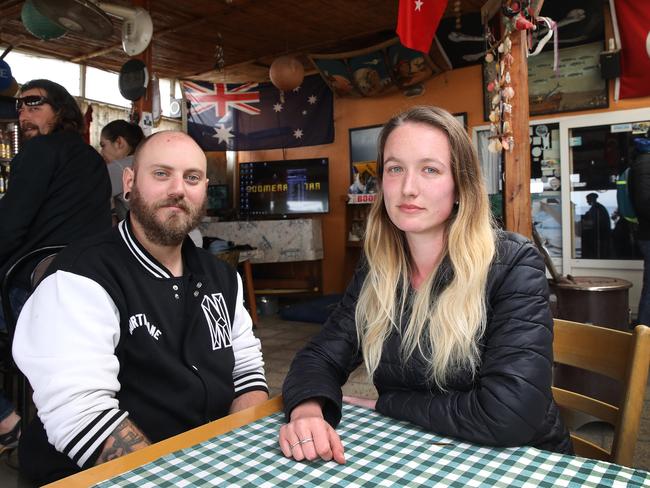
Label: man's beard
xmin=20 ymin=122 xmax=44 ymax=140
xmin=129 ymin=185 xmax=206 ymax=247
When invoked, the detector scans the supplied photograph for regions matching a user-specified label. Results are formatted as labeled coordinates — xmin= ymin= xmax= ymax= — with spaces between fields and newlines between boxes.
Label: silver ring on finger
xmin=289 ymin=440 xmax=302 ymax=449
xmin=299 ymin=437 xmax=313 ymax=445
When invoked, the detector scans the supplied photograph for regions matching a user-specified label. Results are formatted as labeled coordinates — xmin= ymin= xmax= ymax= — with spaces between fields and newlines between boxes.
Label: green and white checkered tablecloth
xmin=96 ymin=404 xmax=650 ymax=487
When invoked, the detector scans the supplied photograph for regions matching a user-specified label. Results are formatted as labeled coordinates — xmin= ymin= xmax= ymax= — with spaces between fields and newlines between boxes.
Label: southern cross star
xmin=212 ymin=124 xmax=234 ymax=144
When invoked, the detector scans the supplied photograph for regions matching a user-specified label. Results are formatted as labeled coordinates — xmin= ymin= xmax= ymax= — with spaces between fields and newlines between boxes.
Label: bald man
xmin=13 ymin=131 xmax=268 ymax=485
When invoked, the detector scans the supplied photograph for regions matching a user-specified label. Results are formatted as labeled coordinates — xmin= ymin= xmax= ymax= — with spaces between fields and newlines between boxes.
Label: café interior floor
xmin=1 ymin=313 xmax=648 ymax=486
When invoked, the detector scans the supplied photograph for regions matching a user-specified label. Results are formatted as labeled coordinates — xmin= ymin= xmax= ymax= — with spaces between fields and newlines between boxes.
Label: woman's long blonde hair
xmin=356 ymin=106 xmax=496 ymax=388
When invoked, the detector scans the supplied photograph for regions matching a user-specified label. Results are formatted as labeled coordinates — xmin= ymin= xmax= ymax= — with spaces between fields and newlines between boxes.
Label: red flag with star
xmin=396 ymin=0 xmax=448 ymax=54
xmin=614 ymin=0 xmax=650 ymax=99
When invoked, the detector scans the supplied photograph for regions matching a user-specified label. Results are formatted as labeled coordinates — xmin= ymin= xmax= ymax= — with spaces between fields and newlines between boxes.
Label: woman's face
xmin=381 ymin=122 xmax=456 ymax=242
xmin=100 ymin=135 xmax=130 ymax=163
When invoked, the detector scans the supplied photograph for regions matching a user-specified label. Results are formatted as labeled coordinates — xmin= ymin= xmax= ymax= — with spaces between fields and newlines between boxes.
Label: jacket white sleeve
xmin=230 ymin=273 xmax=267 ymax=395
xmin=12 ymin=271 xmax=128 ymax=468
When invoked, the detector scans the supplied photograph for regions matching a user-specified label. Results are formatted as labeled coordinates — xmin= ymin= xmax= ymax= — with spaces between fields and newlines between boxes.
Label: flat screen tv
xmin=239 ymin=158 xmax=329 ymax=218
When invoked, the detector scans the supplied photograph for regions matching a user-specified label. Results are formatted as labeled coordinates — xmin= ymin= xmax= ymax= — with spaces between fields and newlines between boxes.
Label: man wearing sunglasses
xmin=0 ymin=80 xmax=112 ymax=454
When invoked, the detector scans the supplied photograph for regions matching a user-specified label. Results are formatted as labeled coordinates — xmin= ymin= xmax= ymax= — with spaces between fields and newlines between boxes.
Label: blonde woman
xmin=279 ymin=106 xmax=571 ymax=464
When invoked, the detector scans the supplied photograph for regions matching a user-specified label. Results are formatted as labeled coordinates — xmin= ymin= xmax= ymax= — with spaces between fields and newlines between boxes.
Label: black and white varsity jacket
xmin=13 ymin=218 xmax=267 ymax=471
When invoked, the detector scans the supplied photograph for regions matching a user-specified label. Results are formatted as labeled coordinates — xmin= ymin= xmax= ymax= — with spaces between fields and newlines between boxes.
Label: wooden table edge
xmin=43 ymin=395 xmax=284 ymax=488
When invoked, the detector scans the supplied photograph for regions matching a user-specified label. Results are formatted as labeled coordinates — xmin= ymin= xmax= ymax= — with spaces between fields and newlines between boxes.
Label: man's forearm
xmin=95 ymin=418 xmax=151 ymax=465
xmin=230 ymin=390 xmax=269 ymax=414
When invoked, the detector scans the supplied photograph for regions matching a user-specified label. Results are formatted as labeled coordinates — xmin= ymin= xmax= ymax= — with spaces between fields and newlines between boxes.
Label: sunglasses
xmin=16 ymin=95 xmax=52 ymax=111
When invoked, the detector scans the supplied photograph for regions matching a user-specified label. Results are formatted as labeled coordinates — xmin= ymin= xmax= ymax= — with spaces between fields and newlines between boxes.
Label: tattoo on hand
xmin=96 ymin=418 xmax=151 ymax=465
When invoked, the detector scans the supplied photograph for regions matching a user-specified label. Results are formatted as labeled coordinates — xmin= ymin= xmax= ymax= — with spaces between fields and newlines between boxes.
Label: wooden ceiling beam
xmin=71 ymin=13 xmax=223 ymax=63
xmin=183 ymin=24 xmax=396 ymax=79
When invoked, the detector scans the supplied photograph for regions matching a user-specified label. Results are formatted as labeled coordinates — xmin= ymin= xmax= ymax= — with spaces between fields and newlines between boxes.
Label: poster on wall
xmin=310 ymin=38 xmax=450 ymax=98
xmin=348 ymin=125 xmax=382 ymax=198
xmin=528 ymin=41 xmax=608 ymax=116
xmin=483 ymin=41 xmax=608 ymax=120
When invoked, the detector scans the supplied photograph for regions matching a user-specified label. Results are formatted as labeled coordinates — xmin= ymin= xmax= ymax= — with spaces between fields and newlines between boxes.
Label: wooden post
xmin=502 ymin=1 xmax=545 ymax=239
xmin=503 ymin=29 xmax=532 ymax=238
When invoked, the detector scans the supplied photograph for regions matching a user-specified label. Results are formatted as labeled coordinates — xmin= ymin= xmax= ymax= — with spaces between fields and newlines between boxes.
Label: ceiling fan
xmin=30 ymin=0 xmax=154 ymax=56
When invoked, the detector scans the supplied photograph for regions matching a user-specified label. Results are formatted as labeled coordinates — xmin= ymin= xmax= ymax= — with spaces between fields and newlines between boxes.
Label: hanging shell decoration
xmin=486 ymin=0 xmax=541 ymax=154
xmin=486 ymin=29 xmax=515 ymax=154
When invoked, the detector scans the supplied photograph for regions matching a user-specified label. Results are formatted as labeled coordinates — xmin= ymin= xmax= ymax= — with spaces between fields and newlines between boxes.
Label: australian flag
xmin=182 ymin=74 xmax=334 ymax=151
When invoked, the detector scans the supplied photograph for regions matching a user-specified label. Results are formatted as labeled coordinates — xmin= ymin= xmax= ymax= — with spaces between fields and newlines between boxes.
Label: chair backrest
xmin=1 ymin=245 xmax=65 ymax=339
xmin=552 ymin=318 xmax=650 ymax=466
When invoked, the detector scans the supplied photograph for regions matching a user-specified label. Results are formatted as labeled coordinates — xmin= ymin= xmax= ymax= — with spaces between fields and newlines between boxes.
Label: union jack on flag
xmin=183 ymin=81 xmax=261 ymax=117
xmin=182 ymin=75 xmax=334 ymax=151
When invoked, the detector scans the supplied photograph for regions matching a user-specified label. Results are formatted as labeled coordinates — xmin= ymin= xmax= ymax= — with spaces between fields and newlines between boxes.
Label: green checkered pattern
xmin=96 ymin=404 xmax=650 ymax=487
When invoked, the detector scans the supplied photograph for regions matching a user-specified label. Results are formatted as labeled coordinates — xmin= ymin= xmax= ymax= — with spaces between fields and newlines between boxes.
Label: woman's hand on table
xmin=279 ymin=399 xmax=345 ymax=464
xmin=342 ymin=395 xmax=376 ymax=410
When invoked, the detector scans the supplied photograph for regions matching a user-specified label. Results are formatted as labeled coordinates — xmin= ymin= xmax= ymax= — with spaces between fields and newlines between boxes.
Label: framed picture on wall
xmin=528 ymin=41 xmax=608 ymax=116
xmin=453 ymin=112 xmax=468 ymax=130
xmin=484 ymin=41 xmax=608 ymax=120
xmin=349 ymin=125 xmax=382 ymax=195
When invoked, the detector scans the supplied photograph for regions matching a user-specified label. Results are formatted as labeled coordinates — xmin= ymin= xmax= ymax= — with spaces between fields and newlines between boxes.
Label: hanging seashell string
xmin=484 ymin=0 xmax=547 ymax=154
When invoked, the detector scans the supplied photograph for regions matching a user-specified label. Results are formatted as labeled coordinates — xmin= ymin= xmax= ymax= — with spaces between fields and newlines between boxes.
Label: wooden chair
xmin=552 ymin=318 xmax=650 ymax=467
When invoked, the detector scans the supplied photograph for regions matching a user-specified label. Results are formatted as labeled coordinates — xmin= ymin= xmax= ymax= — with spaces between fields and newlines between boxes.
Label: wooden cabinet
xmin=347 ymin=203 xmax=371 ymax=247
xmin=346 ymin=193 xmax=376 ymax=247
xmin=251 ymin=260 xmax=322 ymax=295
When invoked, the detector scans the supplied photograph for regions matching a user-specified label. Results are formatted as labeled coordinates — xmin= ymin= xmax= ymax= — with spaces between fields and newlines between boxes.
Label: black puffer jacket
xmin=631 ymin=152 xmax=650 ymax=240
xmin=283 ymin=231 xmax=572 ymax=454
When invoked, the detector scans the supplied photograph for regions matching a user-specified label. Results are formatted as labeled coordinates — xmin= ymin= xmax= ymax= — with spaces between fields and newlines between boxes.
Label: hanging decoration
xmin=453 ymin=0 xmax=462 ymax=31
xmin=213 ymin=32 xmax=225 ymax=72
xmin=485 ymin=0 xmax=554 ymax=154
xmin=269 ymin=56 xmax=305 ymax=92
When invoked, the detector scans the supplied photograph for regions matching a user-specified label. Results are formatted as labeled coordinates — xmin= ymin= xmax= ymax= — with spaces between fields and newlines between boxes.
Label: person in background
xmin=99 ymin=119 xmax=144 ymax=223
xmin=581 ymin=192 xmax=611 ymax=258
xmin=279 ymin=106 xmax=571 ymax=464
xmin=0 ymin=79 xmax=112 ymax=454
xmin=13 ymin=131 xmax=268 ymax=484
xmin=631 ymin=137 xmax=650 ymax=325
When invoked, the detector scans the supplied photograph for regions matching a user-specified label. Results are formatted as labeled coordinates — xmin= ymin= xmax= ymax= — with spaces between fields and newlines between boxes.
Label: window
xmin=569 ymin=122 xmax=647 ymax=260
xmin=85 ymin=66 xmax=130 ymax=107
xmin=475 ymin=123 xmax=563 ymax=257
xmin=4 ymin=50 xmax=81 ymax=96
xmin=531 ymin=123 xmax=562 ymax=257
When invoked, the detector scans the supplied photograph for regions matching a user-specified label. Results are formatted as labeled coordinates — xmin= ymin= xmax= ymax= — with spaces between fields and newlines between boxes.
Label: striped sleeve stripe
xmin=63 ymin=409 xmax=128 ymax=468
xmin=235 ymin=380 xmax=269 ymax=394
xmin=118 ymin=221 xmax=170 ymax=278
xmin=234 ymin=372 xmax=267 ymax=392
xmin=233 ymin=371 xmax=266 ymax=386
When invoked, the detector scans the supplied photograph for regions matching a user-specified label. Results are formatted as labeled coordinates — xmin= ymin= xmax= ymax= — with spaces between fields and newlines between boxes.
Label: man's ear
xmin=123 ymin=166 xmax=135 ymax=194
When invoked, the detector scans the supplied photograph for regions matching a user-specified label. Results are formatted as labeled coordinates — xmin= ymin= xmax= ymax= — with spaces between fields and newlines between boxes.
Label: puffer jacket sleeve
xmin=282 ymin=267 xmax=365 ymax=427
xmin=632 ymin=153 xmax=650 ymax=222
xmin=375 ymin=237 xmax=555 ymax=447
